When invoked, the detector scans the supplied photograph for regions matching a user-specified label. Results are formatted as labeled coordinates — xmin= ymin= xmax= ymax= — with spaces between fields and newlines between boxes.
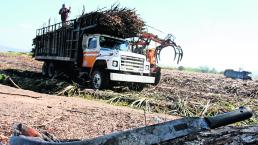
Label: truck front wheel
xmin=91 ymin=69 xmax=109 ymax=89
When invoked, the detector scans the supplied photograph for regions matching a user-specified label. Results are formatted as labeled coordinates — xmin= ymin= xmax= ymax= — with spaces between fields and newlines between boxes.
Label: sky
xmin=0 ymin=0 xmax=257 ymax=75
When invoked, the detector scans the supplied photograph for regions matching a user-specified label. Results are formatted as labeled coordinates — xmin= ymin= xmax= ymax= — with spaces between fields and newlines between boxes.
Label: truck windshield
xmin=99 ymin=36 xmax=129 ymax=51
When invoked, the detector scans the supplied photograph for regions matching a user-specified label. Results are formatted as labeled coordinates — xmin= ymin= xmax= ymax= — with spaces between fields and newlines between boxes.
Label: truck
xmin=224 ymin=69 xmax=252 ymax=80
xmin=32 ymin=19 xmax=155 ymax=91
xmin=32 ymin=5 xmax=183 ymax=91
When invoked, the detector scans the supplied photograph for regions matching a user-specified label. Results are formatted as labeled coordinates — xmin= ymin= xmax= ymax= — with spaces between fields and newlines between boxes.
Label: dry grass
xmin=1 ymin=52 xmax=258 ymax=125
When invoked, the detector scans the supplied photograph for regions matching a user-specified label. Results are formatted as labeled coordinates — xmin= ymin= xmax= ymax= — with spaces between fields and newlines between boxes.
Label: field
xmin=0 ymin=52 xmax=258 ymax=144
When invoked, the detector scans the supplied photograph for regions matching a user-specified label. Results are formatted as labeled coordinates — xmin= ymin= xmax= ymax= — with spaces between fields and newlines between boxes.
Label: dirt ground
xmin=0 ymin=53 xmax=41 ymax=72
xmin=1 ymin=52 xmax=258 ymax=144
xmin=0 ymin=84 xmax=176 ymax=144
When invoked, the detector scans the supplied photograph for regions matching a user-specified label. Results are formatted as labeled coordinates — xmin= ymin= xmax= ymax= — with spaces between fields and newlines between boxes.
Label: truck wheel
xmin=91 ymin=69 xmax=109 ymax=89
xmin=42 ymin=62 xmax=49 ymax=77
xmin=48 ymin=62 xmax=56 ymax=78
xmin=128 ymin=83 xmax=145 ymax=91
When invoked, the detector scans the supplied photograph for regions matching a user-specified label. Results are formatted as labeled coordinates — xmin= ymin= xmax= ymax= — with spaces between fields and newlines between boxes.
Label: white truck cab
xmin=82 ymin=34 xmax=155 ymax=90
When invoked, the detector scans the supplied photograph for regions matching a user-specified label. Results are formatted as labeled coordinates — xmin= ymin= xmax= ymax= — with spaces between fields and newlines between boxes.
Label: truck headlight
xmin=112 ymin=61 xmax=118 ymax=67
xmin=145 ymin=65 xmax=150 ymax=70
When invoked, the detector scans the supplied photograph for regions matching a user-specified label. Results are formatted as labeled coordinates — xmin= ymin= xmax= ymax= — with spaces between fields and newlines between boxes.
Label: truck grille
xmin=120 ymin=55 xmax=144 ymax=72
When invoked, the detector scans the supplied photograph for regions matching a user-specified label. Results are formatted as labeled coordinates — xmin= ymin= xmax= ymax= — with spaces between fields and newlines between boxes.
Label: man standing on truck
xmin=59 ymin=4 xmax=71 ymax=25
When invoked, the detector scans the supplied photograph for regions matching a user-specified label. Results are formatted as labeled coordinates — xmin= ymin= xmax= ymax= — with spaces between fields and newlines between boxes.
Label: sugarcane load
xmin=32 ymin=4 xmax=183 ymax=90
xmin=78 ymin=4 xmax=145 ymax=38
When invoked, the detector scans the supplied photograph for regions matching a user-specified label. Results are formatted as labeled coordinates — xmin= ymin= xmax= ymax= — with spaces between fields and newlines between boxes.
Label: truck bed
xmin=33 ymin=20 xmax=80 ymax=63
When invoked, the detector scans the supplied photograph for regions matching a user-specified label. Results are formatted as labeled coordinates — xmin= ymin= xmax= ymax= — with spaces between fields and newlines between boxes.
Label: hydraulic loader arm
xmin=131 ymin=32 xmax=183 ymax=64
xmin=155 ymin=34 xmax=183 ymax=64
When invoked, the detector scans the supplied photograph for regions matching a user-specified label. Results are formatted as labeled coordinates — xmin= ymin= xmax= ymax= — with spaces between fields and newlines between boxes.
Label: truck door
xmin=82 ymin=36 xmax=100 ymax=68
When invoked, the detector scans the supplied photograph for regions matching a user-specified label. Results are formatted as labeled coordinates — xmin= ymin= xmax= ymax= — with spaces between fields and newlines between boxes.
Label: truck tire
xmin=128 ymin=83 xmax=145 ymax=91
xmin=42 ymin=62 xmax=49 ymax=77
xmin=91 ymin=69 xmax=109 ymax=89
xmin=48 ymin=62 xmax=56 ymax=78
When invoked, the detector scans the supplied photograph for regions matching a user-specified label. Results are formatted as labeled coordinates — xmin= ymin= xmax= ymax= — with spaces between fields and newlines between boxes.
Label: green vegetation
xmin=177 ymin=66 xmax=222 ymax=74
xmin=159 ymin=65 xmax=222 ymax=74
xmin=0 ymin=51 xmax=32 ymax=56
xmin=0 ymin=73 xmax=7 ymax=81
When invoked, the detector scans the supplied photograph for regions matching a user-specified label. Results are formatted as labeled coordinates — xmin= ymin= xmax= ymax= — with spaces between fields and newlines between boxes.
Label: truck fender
xmin=89 ymin=60 xmax=107 ymax=75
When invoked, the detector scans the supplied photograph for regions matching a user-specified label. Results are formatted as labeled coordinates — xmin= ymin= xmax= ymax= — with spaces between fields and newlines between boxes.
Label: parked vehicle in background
xmin=224 ymin=69 xmax=252 ymax=80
